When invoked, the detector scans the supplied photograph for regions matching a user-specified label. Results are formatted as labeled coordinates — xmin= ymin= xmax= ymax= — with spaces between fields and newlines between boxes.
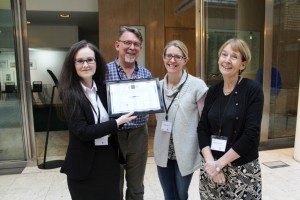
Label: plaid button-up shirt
xmin=106 ymin=59 xmax=152 ymax=130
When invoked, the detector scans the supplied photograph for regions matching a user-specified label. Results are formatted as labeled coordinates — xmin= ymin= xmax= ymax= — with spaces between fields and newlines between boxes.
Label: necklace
xmin=223 ymin=77 xmax=240 ymax=94
xmin=223 ymin=89 xmax=233 ymax=94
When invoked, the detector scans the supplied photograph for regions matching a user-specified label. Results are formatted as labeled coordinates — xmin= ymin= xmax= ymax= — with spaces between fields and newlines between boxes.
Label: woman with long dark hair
xmin=58 ymin=40 xmax=136 ymax=200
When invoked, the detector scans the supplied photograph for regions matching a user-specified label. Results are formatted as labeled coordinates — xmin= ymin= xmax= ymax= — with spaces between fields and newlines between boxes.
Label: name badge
xmin=211 ymin=135 xmax=228 ymax=152
xmin=95 ymin=135 xmax=109 ymax=146
xmin=161 ymin=121 xmax=172 ymax=133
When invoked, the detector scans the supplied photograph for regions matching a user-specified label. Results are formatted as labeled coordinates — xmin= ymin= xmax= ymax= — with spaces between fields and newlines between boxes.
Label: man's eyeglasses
xmin=74 ymin=58 xmax=96 ymax=65
xmin=118 ymin=40 xmax=142 ymax=48
xmin=164 ymin=54 xmax=186 ymax=62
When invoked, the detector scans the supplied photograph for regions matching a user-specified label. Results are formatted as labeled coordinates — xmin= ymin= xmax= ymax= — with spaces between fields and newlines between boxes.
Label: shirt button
xmin=236 ymin=117 xmax=239 ymax=120
xmin=236 ymin=103 xmax=239 ymax=106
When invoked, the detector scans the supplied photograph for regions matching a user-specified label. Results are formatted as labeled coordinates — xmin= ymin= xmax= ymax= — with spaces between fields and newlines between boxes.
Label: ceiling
xmin=0 ymin=10 xmax=98 ymax=51
xmin=26 ymin=10 xmax=99 ymax=34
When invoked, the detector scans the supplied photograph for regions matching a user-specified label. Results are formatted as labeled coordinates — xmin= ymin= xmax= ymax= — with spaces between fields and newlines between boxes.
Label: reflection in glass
xmin=0 ymin=1 xmax=25 ymax=161
xmin=268 ymin=0 xmax=300 ymax=139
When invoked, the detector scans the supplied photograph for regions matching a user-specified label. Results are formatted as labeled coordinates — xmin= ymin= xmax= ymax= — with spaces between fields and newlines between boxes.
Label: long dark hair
xmin=58 ymin=40 xmax=107 ymax=119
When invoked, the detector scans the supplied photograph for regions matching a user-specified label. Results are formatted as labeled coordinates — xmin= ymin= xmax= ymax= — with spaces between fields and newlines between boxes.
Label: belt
xmin=120 ymin=124 xmax=145 ymax=132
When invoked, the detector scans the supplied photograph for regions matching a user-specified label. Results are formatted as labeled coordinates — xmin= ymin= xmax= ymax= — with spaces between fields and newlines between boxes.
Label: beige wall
xmin=26 ymin=0 xmax=98 ymax=12
xmin=28 ymin=25 xmax=78 ymax=48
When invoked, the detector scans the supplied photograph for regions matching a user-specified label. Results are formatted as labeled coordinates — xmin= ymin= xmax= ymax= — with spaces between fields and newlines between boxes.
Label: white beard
xmin=124 ymin=55 xmax=136 ymax=63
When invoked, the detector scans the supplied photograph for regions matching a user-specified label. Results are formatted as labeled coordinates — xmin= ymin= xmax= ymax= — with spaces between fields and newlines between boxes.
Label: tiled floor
xmin=0 ymin=148 xmax=300 ymax=200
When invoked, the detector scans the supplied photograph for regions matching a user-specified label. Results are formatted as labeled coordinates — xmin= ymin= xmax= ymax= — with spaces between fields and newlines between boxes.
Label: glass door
xmin=0 ymin=0 xmax=25 ymax=164
xmin=202 ymin=0 xmax=299 ymax=142
xmin=268 ymin=0 xmax=300 ymax=139
xmin=204 ymin=0 xmax=265 ymax=86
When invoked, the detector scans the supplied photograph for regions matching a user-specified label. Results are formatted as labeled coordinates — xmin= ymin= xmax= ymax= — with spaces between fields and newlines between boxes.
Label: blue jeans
xmin=157 ymin=160 xmax=193 ymax=200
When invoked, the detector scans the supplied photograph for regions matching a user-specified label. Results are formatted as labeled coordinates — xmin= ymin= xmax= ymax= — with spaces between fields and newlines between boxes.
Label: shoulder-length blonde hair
xmin=218 ymin=38 xmax=251 ymax=74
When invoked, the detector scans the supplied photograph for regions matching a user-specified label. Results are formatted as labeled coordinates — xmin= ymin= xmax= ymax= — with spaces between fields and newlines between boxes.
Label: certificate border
xmin=106 ymin=78 xmax=165 ymax=117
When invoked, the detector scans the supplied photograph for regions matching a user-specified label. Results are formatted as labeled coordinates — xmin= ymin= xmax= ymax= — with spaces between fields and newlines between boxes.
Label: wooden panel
xmin=140 ymin=0 xmax=165 ymax=79
xmin=99 ymin=0 xmax=166 ymax=80
xmin=99 ymin=0 xmax=166 ymax=127
xmin=139 ymin=0 xmax=165 ymax=126
xmin=165 ymin=0 xmax=195 ymax=28
xmin=99 ymin=0 xmax=196 ymax=78
xmin=165 ymin=27 xmax=196 ymax=76
xmin=99 ymin=0 xmax=140 ymax=62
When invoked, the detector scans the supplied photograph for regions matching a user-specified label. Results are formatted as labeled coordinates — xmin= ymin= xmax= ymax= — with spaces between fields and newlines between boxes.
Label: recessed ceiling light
xmin=60 ymin=14 xmax=70 ymax=18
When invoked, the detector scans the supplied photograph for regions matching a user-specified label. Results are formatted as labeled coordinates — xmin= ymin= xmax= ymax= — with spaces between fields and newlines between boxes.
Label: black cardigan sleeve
xmin=231 ymin=80 xmax=264 ymax=157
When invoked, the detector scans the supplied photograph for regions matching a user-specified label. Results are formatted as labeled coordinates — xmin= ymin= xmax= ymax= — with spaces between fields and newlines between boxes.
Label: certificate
xmin=106 ymin=78 xmax=165 ymax=117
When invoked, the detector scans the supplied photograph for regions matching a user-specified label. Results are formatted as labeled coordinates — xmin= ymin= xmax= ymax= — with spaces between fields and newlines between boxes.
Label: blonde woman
xmin=197 ymin=38 xmax=264 ymax=199
xmin=154 ymin=40 xmax=208 ymax=200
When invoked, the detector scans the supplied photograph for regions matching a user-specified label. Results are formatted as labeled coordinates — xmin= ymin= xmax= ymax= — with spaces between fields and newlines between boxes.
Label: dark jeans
xmin=157 ymin=160 xmax=193 ymax=200
xmin=118 ymin=124 xmax=148 ymax=200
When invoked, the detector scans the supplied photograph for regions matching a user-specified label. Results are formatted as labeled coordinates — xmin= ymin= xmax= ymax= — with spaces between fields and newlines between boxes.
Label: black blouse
xmin=207 ymin=93 xmax=236 ymax=159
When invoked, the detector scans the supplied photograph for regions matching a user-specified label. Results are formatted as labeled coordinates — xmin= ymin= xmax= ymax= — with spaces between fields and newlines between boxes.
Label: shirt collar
xmin=80 ymin=80 xmax=97 ymax=93
xmin=115 ymin=58 xmax=139 ymax=72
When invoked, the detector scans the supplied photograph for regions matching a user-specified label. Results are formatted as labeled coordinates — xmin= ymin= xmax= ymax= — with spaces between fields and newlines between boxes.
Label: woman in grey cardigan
xmin=154 ymin=40 xmax=208 ymax=200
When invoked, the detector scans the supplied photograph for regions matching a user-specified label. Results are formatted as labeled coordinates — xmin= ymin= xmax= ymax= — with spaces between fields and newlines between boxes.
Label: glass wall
xmin=202 ymin=0 xmax=299 ymax=142
xmin=269 ymin=0 xmax=299 ymax=139
xmin=0 ymin=0 xmax=25 ymax=163
xmin=205 ymin=0 xmax=264 ymax=85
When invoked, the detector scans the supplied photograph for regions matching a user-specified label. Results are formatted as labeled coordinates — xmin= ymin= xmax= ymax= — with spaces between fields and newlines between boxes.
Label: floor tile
xmin=1 ymin=148 xmax=300 ymax=200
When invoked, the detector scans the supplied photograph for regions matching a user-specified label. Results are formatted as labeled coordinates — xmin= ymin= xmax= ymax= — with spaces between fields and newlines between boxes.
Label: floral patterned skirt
xmin=199 ymin=158 xmax=262 ymax=200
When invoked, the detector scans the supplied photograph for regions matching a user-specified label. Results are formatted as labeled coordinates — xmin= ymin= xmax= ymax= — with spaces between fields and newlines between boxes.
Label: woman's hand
xmin=116 ymin=112 xmax=137 ymax=126
xmin=204 ymin=161 xmax=221 ymax=179
xmin=212 ymin=171 xmax=226 ymax=184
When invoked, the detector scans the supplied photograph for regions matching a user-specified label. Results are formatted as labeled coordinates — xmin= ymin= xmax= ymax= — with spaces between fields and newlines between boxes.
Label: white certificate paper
xmin=107 ymin=78 xmax=164 ymax=117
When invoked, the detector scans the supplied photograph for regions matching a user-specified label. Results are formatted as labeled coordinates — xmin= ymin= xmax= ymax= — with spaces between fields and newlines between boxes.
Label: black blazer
xmin=60 ymin=84 xmax=119 ymax=180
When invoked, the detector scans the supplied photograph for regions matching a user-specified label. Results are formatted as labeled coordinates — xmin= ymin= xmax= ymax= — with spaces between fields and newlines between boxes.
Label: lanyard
xmin=162 ymin=73 xmax=188 ymax=121
xmin=88 ymin=93 xmax=100 ymax=124
xmin=218 ymin=76 xmax=241 ymax=135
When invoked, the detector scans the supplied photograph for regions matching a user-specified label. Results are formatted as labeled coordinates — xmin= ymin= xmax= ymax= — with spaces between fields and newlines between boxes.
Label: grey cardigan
xmin=154 ymin=71 xmax=208 ymax=176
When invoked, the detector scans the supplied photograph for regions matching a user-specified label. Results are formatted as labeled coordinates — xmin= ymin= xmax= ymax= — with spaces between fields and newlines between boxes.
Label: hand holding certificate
xmin=106 ymin=78 xmax=165 ymax=117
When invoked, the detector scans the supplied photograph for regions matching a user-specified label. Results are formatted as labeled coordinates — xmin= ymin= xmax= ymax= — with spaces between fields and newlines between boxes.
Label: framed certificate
xmin=106 ymin=78 xmax=165 ymax=117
